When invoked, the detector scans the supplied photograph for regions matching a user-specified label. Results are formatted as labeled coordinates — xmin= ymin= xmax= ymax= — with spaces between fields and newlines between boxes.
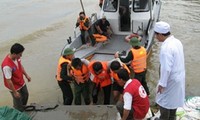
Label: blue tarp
xmin=0 ymin=106 xmax=31 ymax=120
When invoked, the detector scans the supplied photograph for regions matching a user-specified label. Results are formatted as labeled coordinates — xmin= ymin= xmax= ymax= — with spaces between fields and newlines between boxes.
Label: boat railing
xmin=90 ymin=13 xmax=98 ymax=24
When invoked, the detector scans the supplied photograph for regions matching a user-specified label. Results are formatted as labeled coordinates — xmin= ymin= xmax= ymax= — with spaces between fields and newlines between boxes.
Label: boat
xmin=62 ymin=0 xmax=162 ymax=61
xmin=26 ymin=0 xmax=162 ymax=119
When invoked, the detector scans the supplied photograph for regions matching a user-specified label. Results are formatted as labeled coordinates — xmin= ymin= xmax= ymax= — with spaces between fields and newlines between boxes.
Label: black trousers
xmin=80 ymin=28 xmax=96 ymax=46
xmin=159 ymin=106 xmax=177 ymax=120
xmin=74 ymin=81 xmax=91 ymax=105
xmin=58 ymin=80 xmax=73 ymax=105
xmin=134 ymin=71 xmax=150 ymax=95
xmin=10 ymin=85 xmax=29 ymax=112
xmin=92 ymin=84 xmax=111 ymax=105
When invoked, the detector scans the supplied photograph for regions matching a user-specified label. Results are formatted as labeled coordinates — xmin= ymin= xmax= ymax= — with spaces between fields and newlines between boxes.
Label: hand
xmin=26 ymin=75 xmax=31 ymax=82
xmin=14 ymin=91 xmax=21 ymax=98
xmin=114 ymin=52 xmax=119 ymax=58
xmin=157 ymin=85 xmax=164 ymax=94
xmin=117 ymin=80 xmax=125 ymax=87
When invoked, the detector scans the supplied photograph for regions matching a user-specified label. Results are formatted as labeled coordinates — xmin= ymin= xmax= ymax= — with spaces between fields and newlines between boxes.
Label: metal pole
xmin=149 ymin=0 xmax=152 ymax=20
xmin=80 ymin=0 xmax=85 ymax=14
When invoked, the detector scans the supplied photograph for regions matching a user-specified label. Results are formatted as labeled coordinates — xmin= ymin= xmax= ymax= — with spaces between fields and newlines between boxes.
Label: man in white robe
xmin=154 ymin=21 xmax=185 ymax=120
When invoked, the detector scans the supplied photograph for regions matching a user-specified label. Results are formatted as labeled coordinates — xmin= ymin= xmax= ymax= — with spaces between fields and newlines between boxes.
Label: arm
xmin=158 ymin=51 xmax=172 ymax=90
xmin=6 ymin=79 xmax=20 ymax=98
xmin=76 ymin=17 xmax=80 ymax=27
xmin=125 ymin=35 xmax=131 ymax=42
xmin=122 ymin=109 xmax=130 ymax=120
xmin=81 ymin=58 xmax=90 ymax=66
xmin=60 ymin=63 xmax=73 ymax=82
xmin=3 ymin=66 xmax=20 ymax=98
xmin=95 ymin=21 xmax=103 ymax=34
xmin=96 ymin=25 xmax=103 ymax=34
xmin=121 ymin=92 xmax=132 ymax=120
xmin=21 ymin=65 xmax=31 ymax=82
xmin=115 ymin=51 xmax=133 ymax=63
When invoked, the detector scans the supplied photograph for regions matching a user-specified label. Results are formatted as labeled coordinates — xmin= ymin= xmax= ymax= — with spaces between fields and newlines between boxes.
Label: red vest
xmin=1 ymin=55 xmax=25 ymax=90
xmin=123 ymin=79 xmax=149 ymax=119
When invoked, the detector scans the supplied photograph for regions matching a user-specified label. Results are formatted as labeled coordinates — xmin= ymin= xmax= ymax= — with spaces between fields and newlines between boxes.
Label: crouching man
xmin=116 ymin=69 xmax=149 ymax=120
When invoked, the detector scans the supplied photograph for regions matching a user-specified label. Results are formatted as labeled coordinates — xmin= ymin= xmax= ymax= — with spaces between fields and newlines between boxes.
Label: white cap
xmin=154 ymin=21 xmax=170 ymax=34
xmin=101 ymin=15 xmax=106 ymax=19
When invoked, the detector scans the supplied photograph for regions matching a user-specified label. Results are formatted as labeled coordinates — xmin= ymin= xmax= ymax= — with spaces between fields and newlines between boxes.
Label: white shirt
xmin=123 ymin=79 xmax=132 ymax=110
xmin=2 ymin=60 xmax=19 ymax=79
xmin=156 ymin=35 xmax=185 ymax=109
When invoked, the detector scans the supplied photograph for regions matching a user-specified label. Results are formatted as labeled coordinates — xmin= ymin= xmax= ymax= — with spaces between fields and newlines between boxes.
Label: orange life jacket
xmin=93 ymin=34 xmax=107 ymax=42
xmin=88 ymin=61 xmax=111 ymax=88
xmin=71 ymin=63 xmax=90 ymax=84
xmin=79 ymin=17 xmax=90 ymax=31
xmin=110 ymin=63 xmax=130 ymax=86
xmin=56 ymin=56 xmax=71 ymax=81
xmin=131 ymin=47 xmax=147 ymax=73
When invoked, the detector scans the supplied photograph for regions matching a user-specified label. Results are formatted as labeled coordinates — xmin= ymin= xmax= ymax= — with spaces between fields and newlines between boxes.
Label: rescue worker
xmin=56 ymin=48 xmax=74 ymax=105
xmin=109 ymin=59 xmax=130 ymax=103
xmin=95 ymin=15 xmax=112 ymax=39
xmin=88 ymin=61 xmax=112 ymax=105
xmin=70 ymin=58 xmax=91 ymax=105
xmin=116 ymin=69 xmax=150 ymax=120
xmin=1 ymin=43 xmax=31 ymax=112
xmin=76 ymin=11 xmax=96 ymax=46
xmin=114 ymin=37 xmax=150 ymax=96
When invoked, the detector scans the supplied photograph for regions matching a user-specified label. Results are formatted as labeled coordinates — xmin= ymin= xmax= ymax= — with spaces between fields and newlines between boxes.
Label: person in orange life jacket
xmin=114 ymin=37 xmax=150 ymax=96
xmin=76 ymin=11 xmax=96 ymax=46
xmin=95 ymin=15 xmax=113 ymax=39
xmin=88 ymin=61 xmax=112 ymax=105
xmin=1 ymin=43 xmax=31 ymax=112
xmin=70 ymin=58 xmax=91 ymax=105
xmin=116 ymin=69 xmax=150 ymax=120
xmin=56 ymin=48 xmax=74 ymax=105
xmin=109 ymin=59 xmax=130 ymax=103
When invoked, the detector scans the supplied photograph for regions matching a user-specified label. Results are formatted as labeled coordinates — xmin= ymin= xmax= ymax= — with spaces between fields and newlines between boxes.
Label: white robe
xmin=156 ymin=35 xmax=185 ymax=109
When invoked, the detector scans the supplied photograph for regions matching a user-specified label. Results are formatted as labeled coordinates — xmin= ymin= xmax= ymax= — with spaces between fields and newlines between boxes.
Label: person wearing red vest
xmin=56 ymin=48 xmax=74 ymax=105
xmin=1 ymin=43 xmax=31 ymax=112
xmin=76 ymin=11 xmax=96 ymax=46
xmin=88 ymin=61 xmax=112 ymax=105
xmin=114 ymin=37 xmax=150 ymax=96
xmin=70 ymin=58 xmax=91 ymax=105
xmin=116 ymin=69 xmax=150 ymax=120
xmin=109 ymin=59 xmax=130 ymax=103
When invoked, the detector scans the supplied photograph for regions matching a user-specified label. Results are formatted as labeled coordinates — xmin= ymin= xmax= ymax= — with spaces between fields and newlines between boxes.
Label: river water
xmin=0 ymin=0 xmax=200 ymax=106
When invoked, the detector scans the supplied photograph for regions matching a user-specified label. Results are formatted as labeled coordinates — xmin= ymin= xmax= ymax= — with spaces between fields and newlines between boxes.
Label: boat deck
xmin=74 ymin=35 xmax=131 ymax=61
